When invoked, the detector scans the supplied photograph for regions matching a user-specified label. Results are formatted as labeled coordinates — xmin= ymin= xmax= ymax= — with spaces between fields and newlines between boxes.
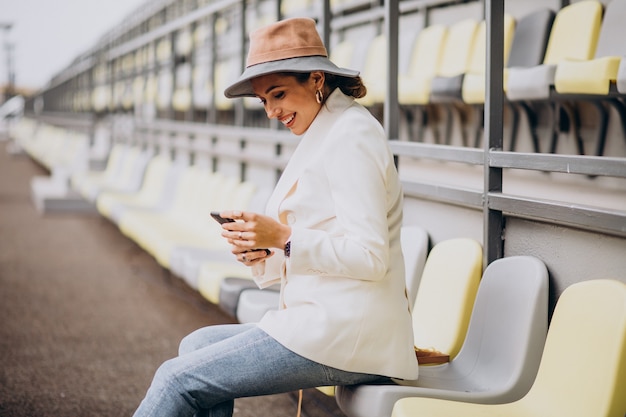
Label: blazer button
xmin=286 ymin=214 xmax=296 ymax=224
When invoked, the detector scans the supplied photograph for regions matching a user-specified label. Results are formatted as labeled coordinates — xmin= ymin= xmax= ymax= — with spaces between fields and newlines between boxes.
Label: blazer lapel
xmin=265 ymin=90 xmax=353 ymax=219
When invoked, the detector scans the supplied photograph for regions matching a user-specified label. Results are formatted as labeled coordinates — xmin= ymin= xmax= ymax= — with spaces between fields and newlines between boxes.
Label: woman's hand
xmin=215 ymin=210 xmax=291 ymax=265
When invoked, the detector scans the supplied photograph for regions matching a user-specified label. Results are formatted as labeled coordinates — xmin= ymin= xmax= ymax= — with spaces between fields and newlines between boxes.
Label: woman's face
xmin=251 ymin=71 xmax=324 ymax=135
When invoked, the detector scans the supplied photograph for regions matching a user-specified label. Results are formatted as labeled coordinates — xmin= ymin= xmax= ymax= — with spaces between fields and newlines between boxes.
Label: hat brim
xmin=224 ymin=56 xmax=360 ymax=98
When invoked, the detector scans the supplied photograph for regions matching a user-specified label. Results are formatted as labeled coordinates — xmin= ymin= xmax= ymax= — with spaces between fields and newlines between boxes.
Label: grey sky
xmin=0 ymin=0 xmax=146 ymax=91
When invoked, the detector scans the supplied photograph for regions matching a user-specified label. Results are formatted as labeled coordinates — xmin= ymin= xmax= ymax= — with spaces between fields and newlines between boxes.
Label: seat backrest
xmin=523 ymin=279 xmax=626 ymax=416
xmin=169 ymin=165 xmax=213 ymax=217
xmin=452 ymin=256 xmax=549 ymax=402
xmin=594 ymin=0 xmax=626 ymax=58
xmin=412 ymin=238 xmax=482 ymax=359
xmin=214 ymin=58 xmax=238 ymax=110
xmin=506 ymin=8 xmax=555 ymax=68
xmin=131 ymin=154 xmax=173 ymax=204
xmin=404 ymin=24 xmax=447 ymax=80
xmin=542 ymin=0 xmax=603 ymax=65
xmin=400 ymin=225 xmax=430 ymax=307
xmin=437 ymin=19 xmax=479 ymax=78
xmin=618 ymin=59 xmax=626 ymax=94
xmin=358 ymin=34 xmax=387 ymax=104
xmin=466 ymin=15 xmax=516 ymax=75
xmin=102 ymin=143 xmax=128 ymax=181
xmin=329 ymin=39 xmax=356 ymax=70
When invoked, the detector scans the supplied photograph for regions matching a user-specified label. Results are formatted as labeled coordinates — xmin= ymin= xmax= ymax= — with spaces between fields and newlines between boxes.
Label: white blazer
xmin=253 ymin=89 xmax=419 ymax=381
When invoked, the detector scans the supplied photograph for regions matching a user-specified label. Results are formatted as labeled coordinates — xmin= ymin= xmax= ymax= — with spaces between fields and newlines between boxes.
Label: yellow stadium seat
xmin=461 ymin=15 xmax=516 ymax=104
xmin=506 ymin=0 xmax=603 ymax=101
xmin=555 ymin=0 xmax=626 ymax=95
xmin=410 ymin=238 xmax=482 ymax=360
xmin=96 ymin=154 xmax=174 ymax=223
xmin=551 ymin=0 xmax=626 ymax=156
xmin=398 ymin=24 xmax=447 ymax=106
xmin=215 ymin=59 xmax=240 ymax=111
xmin=357 ymin=34 xmax=387 ymax=107
xmin=391 ymin=279 xmax=626 ymax=417
xmin=118 ymin=168 xmax=232 ymax=268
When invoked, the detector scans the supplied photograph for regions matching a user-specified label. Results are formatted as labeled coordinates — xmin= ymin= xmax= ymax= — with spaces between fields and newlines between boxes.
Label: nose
xmin=265 ymin=103 xmax=281 ymax=119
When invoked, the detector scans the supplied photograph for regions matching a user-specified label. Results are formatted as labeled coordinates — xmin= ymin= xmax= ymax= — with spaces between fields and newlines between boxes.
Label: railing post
xmin=483 ymin=0 xmax=504 ymax=267
xmin=384 ymin=0 xmax=400 ymax=167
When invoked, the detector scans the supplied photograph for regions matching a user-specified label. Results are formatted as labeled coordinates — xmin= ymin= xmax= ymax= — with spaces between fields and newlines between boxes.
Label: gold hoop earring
xmin=315 ymin=89 xmax=323 ymax=104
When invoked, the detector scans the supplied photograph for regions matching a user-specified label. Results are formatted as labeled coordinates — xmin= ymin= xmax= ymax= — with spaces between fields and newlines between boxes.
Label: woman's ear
xmin=310 ymin=71 xmax=325 ymax=89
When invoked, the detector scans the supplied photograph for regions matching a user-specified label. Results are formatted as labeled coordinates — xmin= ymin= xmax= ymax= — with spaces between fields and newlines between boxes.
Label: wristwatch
xmin=284 ymin=241 xmax=291 ymax=258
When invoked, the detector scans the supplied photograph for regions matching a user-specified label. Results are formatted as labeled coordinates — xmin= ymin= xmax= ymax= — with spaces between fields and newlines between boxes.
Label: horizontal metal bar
xmin=107 ymin=0 xmax=240 ymax=61
xmin=135 ymin=120 xmax=296 ymax=145
xmin=489 ymin=193 xmax=626 ymax=237
xmin=489 ymin=150 xmax=626 ymax=178
xmin=390 ymin=140 xmax=485 ymax=165
xmin=331 ymin=7 xmax=385 ymax=30
xmin=401 ymin=180 xmax=484 ymax=208
xmin=399 ymin=0 xmax=469 ymax=13
xmin=36 ymin=112 xmax=94 ymax=131
xmin=190 ymin=147 xmax=289 ymax=169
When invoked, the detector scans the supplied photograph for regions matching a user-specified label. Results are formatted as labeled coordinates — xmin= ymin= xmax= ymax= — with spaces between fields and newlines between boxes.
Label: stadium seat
xmin=329 ymin=38 xmax=356 ymax=71
xmin=192 ymin=61 xmax=212 ymax=109
xmin=410 ymin=238 xmax=482 ymax=360
xmin=235 ymin=285 xmax=281 ymax=324
xmin=156 ymin=69 xmax=174 ymax=111
xmin=506 ymin=1 xmax=603 ymax=154
xmin=73 ymin=144 xmax=153 ymax=204
xmin=280 ymin=0 xmax=314 ymax=17
xmin=70 ymin=143 xmax=126 ymax=198
xmin=429 ymin=18 xmax=480 ymax=103
xmin=459 ymin=17 xmax=514 ymax=102
xmin=335 ymin=256 xmax=549 ymax=417
xmin=463 ymin=8 xmax=554 ymax=150
xmin=96 ymin=154 xmax=179 ymax=224
xmin=398 ymin=24 xmax=447 ymax=106
xmin=427 ymin=18 xmax=480 ymax=145
xmin=214 ymin=59 xmax=238 ymax=111
xmin=554 ymin=0 xmax=626 ymax=96
xmin=431 ymin=15 xmax=515 ymax=147
xmin=552 ymin=0 xmax=626 ymax=156
xmin=356 ymin=33 xmax=387 ymax=107
xmin=117 ymin=166 xmax=231 ymax=268
xmin=172 ymin=63 xmax=192 ymax=112
xmin=618 ymin=59 xmax=626 ymax=94
xmin=391 ymin=279 xmax=626 ymax=417
xmin=27 ymin=126 xmax=95 ymax=213
xmin=506 ymin=1 xmax=602 ymax=102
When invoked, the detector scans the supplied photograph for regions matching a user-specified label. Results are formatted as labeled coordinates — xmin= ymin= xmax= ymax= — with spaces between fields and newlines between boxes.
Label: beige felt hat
xmin=224 ymin=17 xmax=359 ymax=98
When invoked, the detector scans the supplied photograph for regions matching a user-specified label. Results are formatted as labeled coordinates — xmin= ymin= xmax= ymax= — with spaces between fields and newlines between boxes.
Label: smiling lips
xmin=281 ymin=113 xmax=295 ymax=127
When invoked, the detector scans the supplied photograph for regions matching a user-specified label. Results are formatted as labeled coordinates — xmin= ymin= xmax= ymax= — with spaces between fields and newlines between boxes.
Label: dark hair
xmin=285 ymin=72 xmax=368 ymax=101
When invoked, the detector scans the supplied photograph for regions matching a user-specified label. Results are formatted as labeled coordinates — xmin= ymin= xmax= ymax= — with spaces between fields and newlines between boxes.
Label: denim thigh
xmin=134 ymin=324 xmax=383 ymax=417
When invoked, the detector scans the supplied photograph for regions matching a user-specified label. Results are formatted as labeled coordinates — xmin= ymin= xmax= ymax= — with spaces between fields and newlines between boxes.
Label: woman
xmin=134 ymin=17 xmax=418 ymax=417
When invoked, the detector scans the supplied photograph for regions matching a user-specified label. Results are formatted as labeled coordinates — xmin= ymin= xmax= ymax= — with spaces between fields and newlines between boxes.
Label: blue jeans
xmin=133 ymin=323 xmax=384 ymax=417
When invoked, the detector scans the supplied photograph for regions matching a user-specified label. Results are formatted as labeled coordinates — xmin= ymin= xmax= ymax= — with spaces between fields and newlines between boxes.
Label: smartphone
xmin=210 ymin=211 xmax=271 ymax=256
xmin=210 ymin=211 xmax=235 ymax=224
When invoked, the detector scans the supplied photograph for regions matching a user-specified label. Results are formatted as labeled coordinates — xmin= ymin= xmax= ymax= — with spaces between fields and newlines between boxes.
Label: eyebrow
xmin=264 ymin=85 xmax=282 ymax=94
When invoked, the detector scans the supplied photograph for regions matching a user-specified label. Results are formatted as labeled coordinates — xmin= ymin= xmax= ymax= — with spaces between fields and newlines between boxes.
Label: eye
xmin=274 ymin=91 xmax=285 ymax=99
